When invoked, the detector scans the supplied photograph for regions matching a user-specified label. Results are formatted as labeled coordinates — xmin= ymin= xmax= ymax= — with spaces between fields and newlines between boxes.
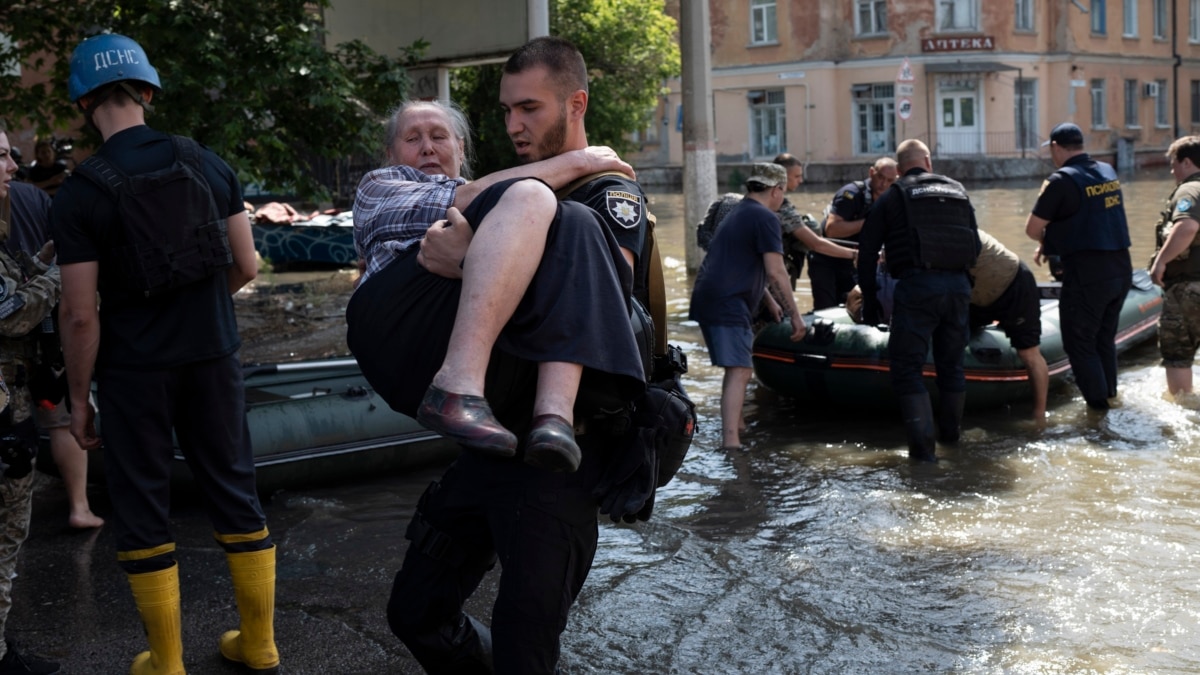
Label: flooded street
xmin=13 ymin=169 xmax=1200 ymax=674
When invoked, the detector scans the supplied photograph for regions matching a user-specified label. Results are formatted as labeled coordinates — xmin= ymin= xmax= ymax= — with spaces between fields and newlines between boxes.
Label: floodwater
xmin=16 ymin=168 xmax=1200 ymax=674
xmin=560 ymin=170 xmax=1200 ymax=674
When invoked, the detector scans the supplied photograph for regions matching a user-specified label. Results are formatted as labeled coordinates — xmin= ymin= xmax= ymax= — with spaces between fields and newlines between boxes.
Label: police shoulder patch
xmin=606 ymin=190 xmax=642 ymax=229
xmin=1178 ymin=198 xmax=1193 ymax=213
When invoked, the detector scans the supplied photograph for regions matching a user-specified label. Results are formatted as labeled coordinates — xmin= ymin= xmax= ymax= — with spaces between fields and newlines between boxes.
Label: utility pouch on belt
xmin=0 ymin=416 xmax=38 ymax=480
xmin=642 ymin=344 xmax=696 ymax=488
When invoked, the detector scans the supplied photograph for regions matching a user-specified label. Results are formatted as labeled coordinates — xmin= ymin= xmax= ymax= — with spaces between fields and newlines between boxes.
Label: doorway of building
xmin=935 ymin=83 xmax=982 ymax=155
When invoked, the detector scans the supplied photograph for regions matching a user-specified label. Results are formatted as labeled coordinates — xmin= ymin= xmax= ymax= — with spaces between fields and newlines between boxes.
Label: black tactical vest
xmin=74 ymin=135 xmax=232 ymax=297
xmin=895 ymin=173 xmax=978 ymax=271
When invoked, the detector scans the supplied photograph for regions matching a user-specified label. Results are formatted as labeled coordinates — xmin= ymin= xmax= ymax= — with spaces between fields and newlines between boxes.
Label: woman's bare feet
xmin=68 ymin=509 xmax=104 ymax=529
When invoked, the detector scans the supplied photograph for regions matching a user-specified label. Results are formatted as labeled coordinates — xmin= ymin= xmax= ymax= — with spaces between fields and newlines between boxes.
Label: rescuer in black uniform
xmin=1025 ymin=122 xmax=1132 ymax=410
xmin=52 ymin=34 xmax=278 ymax=675
xmin=858 ymin=139 xmax=981 ymax=462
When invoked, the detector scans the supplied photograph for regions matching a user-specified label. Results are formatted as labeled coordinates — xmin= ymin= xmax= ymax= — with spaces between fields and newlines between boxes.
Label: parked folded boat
xmin=54 ymin=358 xmax=456 ymax=493
xmin=752 ymin=269 xmax=1164 ymax=411
xmin=225 ymin=358 xmax=456 ymax=490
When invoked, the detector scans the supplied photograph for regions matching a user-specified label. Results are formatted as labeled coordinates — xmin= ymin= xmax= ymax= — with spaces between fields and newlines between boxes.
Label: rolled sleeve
xmin=353 ymin=166 xmax=464 ymax=283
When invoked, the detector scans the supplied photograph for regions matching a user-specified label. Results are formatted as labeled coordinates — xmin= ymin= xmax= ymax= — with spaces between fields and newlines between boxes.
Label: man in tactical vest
xmin=0 ymin=127 xmax=62 ymax=675
xmin=1025 ymin=122 xmax=1132 ymax=410
xmin=51 ymin=34 xmax=279 ymax=674
xmin=858 ymin=139 xmax=981 ymax=463
xmin=810 ymin=156 xmax=899 ymax=310
xmin=1149 ymin=135 xmax=1200 ymax=398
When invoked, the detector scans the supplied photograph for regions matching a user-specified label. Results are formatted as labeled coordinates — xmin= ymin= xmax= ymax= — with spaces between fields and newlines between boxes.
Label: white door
xmin=935 ymin=86 xmax=982 ymax=155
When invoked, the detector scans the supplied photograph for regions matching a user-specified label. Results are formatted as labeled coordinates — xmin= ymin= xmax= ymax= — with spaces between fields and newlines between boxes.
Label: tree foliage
xmin=0 ymin=0 xmax=424 ymax=200
xmin=452 ymin=0 xmax=680 ymax=177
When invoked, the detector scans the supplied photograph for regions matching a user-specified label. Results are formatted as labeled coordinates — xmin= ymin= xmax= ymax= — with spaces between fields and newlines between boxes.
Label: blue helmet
xmin=68 ymin=34 xmax=161 ymax=102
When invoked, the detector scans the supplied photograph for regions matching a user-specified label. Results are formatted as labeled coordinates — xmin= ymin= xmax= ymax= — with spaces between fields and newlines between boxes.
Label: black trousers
xmin=807 ymin=252 xmax=857 ymax=310
xmin=387 ymin=439 xmax=613 ymax=674
xmin=97 ymin=354 xmax=269 ymax=570
xmin=1059 ymin=272 xmax=1132 ymax=407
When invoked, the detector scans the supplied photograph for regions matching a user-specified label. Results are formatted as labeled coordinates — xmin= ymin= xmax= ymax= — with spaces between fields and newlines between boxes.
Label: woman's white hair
xmin=383 ymin=99 xmax=475 ymax=179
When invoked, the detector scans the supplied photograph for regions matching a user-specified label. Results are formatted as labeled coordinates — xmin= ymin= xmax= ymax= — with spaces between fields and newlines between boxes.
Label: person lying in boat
xmin=347 ymin=98 xmax=646 ymax=473
xmin=847 ymin=230 xmax=1050 ymax=419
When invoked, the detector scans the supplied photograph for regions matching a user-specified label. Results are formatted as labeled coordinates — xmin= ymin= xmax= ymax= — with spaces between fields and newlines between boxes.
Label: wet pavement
xmin=10 ymin=462 xmax=485 ymax=675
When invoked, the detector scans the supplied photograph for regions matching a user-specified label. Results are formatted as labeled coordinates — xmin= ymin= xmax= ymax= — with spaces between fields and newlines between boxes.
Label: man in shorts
xmin=689 ymin=163 xmax=805 ymax=450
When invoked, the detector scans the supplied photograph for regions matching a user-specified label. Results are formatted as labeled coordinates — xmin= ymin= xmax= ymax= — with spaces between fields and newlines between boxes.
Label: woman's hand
xmin=417 ymin=207 xmax=473 ymax=279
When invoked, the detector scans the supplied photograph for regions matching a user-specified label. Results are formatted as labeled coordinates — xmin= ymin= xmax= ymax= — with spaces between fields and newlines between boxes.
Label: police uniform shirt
xmin=829 ymin=180 xmax=871 ymax=231
xmin=51 ymin=125 xmax=245 ymax=369
xmin=565 ymin=174 xmax=649 ymax=305
xmin=1031 ymin=153 xmax=1131 ymax=283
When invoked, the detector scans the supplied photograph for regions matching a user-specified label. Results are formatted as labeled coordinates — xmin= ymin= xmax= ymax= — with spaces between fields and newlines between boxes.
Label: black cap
xmin=1042 ymin=122 xmax=1084 ymax=147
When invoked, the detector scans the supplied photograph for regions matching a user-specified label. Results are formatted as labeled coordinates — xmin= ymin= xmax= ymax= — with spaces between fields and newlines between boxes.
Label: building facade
xmin=635 ymin=0 xmax=1200 ymax=178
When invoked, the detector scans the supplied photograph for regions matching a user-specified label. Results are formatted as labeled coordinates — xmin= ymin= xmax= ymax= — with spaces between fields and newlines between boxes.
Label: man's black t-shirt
xmin=51 ymin=125 xmax=245 ymax=369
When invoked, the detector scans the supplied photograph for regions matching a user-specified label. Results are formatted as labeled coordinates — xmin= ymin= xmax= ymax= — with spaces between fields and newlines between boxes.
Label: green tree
xmin=453 ymin=0 xmax=679 ymax=176
xmin=0 ymin=0 xmax=424 ymax=200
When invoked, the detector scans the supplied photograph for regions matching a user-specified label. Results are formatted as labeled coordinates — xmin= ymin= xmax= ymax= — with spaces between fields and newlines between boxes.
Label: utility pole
xmin=680 ymin=0 xmax=717 ymax=273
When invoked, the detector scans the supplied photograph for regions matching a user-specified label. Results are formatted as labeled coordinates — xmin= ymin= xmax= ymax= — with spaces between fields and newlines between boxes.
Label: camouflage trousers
xmin=1160 ymin=281 xmax=1200 ymax=367
xmin=0 ymin=467 xmax=34 ymax=645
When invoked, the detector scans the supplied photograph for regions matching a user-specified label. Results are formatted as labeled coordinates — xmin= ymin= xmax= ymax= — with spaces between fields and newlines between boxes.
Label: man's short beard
xmin=522 ymin=105 xmax=568 ymax=164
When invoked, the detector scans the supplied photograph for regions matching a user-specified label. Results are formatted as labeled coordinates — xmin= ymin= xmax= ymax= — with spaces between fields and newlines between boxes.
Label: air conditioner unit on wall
xmin=1144 ymin=81 xmax=1160 ymax=98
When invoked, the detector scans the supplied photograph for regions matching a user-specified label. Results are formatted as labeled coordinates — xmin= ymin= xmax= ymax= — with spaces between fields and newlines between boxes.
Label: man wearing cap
xmin=1025 ymin=122 xmax=1132 ymax=410
xmin=696 ymin=153 xmax=822 ymax=291
xmin=1149 ymin=135 xmax=1200 ymax=398
xmin=51 ymin=34 xmax=279 ymax=674
xmin=858 ymin=139 xmax=980 ymax=463
xmin=690 ymin=162 xmax=806 ymax=450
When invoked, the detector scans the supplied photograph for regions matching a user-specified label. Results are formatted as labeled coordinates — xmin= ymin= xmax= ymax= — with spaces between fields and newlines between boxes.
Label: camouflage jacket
xmin=0 ymin=222 xmax=60 ymax=425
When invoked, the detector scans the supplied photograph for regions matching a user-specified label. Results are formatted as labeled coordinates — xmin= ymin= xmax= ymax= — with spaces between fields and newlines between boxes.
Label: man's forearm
xmin=824 ymin=215 xmax=864 ymax=239
xmin=1153 ymin=220 xmax=1200 ymax=273
xmin=59 ymin=307 xmax=99 ymax=411
xmin=452 ymin=147 xmax=632 ymax=210
xmin=766 ymin=267 xmax=800 ymax=318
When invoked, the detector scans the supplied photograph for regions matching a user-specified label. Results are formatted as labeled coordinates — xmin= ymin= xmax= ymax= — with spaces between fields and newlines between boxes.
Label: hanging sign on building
xmin=921 ymin=36 xmax=995 ymax=52
xmin=896 ymin=57 xmax=915 ymax=98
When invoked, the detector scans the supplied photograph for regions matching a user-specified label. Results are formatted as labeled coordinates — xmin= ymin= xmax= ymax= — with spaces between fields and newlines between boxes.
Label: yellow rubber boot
xmin=127 ymin=565 xmax=186 ymax=675
xmin=219 ymin=546 xmax=280 ymax=674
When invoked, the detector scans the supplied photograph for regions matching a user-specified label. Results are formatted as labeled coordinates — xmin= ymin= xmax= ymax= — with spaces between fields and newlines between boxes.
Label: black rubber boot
xmin=898 ymin=393 xmax=937 ymax=463
xmin=936 ymin=390 xmax=966 ymax=444
xmin=426 ymin=614 xmax=494 ymax=674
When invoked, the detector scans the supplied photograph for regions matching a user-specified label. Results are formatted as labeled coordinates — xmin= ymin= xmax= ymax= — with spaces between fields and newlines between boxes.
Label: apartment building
xmin=636 ymin=0 xmax=1200 ymax=175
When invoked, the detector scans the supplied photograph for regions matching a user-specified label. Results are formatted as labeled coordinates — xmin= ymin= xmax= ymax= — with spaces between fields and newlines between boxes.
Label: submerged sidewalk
xmin=10 ymin=465 xmax=493 ymax=675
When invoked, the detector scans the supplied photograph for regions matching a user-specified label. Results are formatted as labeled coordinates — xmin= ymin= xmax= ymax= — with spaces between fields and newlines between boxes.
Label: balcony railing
xmin=920 ymin=130 xmax=1042 ymax=158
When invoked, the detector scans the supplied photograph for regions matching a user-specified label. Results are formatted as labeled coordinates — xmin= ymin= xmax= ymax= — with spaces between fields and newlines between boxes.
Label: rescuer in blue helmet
xmin=53 ymin=33 xmax=278 ymax=675
xmin=67 ymin=33 xmax=161 ymax=122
